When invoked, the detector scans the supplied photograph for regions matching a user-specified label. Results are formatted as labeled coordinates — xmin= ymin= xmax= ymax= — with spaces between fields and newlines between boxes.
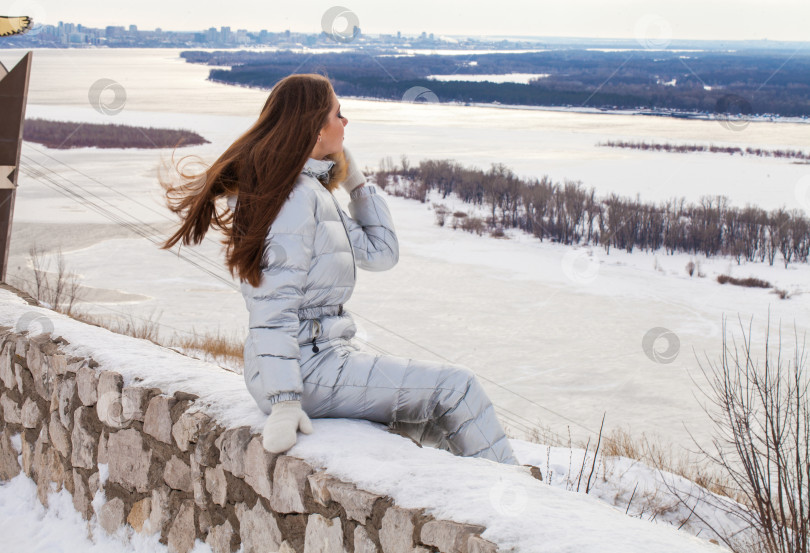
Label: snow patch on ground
xmin=0 ymin=289 xmax=749 ymax=551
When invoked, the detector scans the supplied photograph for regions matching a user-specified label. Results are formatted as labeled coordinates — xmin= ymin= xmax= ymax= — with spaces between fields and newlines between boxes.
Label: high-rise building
xmin=105 ymin=25 xmax=125 ymax=38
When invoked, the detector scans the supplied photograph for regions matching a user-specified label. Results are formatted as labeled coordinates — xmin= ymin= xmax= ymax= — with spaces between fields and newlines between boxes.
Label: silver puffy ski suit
xmin=228 ymin=157 xmax=518 ymax=465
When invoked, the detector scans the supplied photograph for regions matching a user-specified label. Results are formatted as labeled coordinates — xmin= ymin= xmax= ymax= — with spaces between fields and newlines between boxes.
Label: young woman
xmin=161 ymin=73 xmax=518 ymax=465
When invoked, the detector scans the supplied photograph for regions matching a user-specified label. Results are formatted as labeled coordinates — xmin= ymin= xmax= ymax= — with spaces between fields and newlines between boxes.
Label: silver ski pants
xmin=298 ymin=338 xmax=519 ymax=465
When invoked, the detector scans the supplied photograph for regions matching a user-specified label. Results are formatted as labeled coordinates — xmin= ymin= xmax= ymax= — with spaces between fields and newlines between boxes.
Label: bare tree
xmin=692 ymin=313 xmax=810 ymax=553
xmin=387 ymin=156 xmax=810 ymax=269
xmin=26 ymin=245 xmax=82 ymax=315
xmin=771 ymin=209 xmax=794 ymax=268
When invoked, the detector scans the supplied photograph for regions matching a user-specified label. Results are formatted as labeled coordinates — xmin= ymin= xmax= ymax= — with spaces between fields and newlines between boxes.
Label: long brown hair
xmin=160 ymin=73 xmax=348 ymax=288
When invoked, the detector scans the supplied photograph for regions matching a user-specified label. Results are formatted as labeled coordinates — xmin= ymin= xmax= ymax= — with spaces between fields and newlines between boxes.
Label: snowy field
xmin=0 ymin=47 xmax=808 ymax=457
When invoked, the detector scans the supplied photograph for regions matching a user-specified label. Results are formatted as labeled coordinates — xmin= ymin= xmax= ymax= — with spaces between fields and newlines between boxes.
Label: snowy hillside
xmin=0 ymin=288 xmax=748 ymax=552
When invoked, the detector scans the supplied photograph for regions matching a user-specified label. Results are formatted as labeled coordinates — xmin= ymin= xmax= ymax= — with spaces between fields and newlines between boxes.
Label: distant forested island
xmin=180 ymin=49 xmax=810 ymax=119
xmin=23 ymin=119 xmax=209 ymax=149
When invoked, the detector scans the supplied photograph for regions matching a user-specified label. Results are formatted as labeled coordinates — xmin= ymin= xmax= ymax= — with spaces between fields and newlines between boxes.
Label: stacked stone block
xmin=0 ymin=317 xmax=500 ymax=553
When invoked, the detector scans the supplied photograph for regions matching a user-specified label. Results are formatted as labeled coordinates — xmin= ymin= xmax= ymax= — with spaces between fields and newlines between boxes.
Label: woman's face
xmin=312 ymin=93 xmax=348 ymax=159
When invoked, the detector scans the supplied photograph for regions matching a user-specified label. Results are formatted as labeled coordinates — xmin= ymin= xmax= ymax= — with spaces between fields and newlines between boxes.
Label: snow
xmin=426 ymin=73 xmax=551 ymax=84
xmin=0 ymin=470 xmax=208 ymax=553
xmin=7 ymin=106 xmax=810 ymax=458
xmin=10 ymin=124 xmax=810 ymax=455
xmin=0 ymin=289 xmax=742 ymax=552
xmin=0 ymin=46 xmax=805 ymax=551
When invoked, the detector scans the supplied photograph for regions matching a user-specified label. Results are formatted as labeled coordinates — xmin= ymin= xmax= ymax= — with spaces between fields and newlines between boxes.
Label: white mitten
xmin=262 ymin=400 xmax=314 ymax=454
xmin=341 ymin=146 xmax=367 ymax=194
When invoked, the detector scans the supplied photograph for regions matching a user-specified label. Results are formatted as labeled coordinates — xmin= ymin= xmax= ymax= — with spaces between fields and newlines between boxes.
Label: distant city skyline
xmin=10 ymin=0 xmax=810 ymax=42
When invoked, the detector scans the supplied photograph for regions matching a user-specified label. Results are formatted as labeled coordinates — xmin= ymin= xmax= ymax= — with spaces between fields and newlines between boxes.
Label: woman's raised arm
xmin=339 ymin=148 xmax=399 ymax=271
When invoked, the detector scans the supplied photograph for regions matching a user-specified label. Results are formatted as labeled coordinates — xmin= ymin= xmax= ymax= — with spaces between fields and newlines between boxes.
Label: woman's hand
xmin=262 ymin=400 xmax=314 ymax=453
xmin=341 ymin=146 xmax=367 ymax=193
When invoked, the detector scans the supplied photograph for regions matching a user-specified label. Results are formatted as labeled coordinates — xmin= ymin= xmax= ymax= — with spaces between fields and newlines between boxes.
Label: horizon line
xmin=19 ymin=22 xmax=810 ymax=46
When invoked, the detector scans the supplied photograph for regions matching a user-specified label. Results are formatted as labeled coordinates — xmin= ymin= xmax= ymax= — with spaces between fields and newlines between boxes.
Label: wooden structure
xmin=0 ymin=52 xmax=32 ymax=281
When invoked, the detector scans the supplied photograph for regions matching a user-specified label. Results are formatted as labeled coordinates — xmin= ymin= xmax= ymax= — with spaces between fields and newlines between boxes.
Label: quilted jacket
xmin=227 ymin=158 xmax=399 ymax=413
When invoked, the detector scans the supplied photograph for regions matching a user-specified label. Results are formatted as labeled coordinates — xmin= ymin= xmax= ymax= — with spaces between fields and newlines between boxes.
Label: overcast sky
xmin=8 ymin=0 xmax=810 ymax=42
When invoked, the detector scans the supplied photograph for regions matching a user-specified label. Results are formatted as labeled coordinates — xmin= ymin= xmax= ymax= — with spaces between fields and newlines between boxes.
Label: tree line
xmin=374 ymin=157 xmax=810 ymax=268
xmin=600 ymin=140 xmax=810 ymax=161
xmin=183 ymin=49 xmax=810 ymax=117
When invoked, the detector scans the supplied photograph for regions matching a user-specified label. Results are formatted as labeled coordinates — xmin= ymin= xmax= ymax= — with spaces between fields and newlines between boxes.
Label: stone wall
xmin=0 ymin=285 xmax=500 ymax=553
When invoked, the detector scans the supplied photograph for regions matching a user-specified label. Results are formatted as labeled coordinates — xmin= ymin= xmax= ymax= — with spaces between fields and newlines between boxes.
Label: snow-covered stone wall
xmin=0 ymin=283 xmax=498 ymax=553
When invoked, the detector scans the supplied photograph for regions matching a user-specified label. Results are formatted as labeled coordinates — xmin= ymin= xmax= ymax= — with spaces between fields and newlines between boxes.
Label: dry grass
xmin=504 ymin=417 xmax=744 ymax=505
xmin=9 ymin=246 xmax=245 ymax=370
xmin=172 ymin=327 xmax=244 ymax=362
xmin=70 ymin=308 xmax=163 ymax=343
xmin=600 ymin=427 xmax=743 ymax=503
xmin=54 ymin=306 xmax=244 ymax=369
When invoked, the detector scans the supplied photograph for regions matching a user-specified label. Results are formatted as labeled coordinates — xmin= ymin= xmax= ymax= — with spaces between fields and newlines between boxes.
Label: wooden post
xmin=0 ymin=52 xmax=33 ymax=282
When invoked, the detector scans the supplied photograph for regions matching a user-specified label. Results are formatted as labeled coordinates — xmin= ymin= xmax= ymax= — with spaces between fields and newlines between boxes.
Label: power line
xmin=21 ymin=152 xmax=235 ymax=284
xmin=4 ymin=272 xmax=229 ymax=342
xmin=17 ymin=154 xmax=645 ymax=451
xmin=11 ymin=151 xmax=743 ymax=495
xmin=348 ymin=308 xmax=597 ymax=437
xmin=25 ymin=145 xmax=228 ymax=252
xmin=350 ymin=334 xmax=556 ymax=441
xmin=17 ymin=155 xmax=579 ymax=444
xmin=9 ymin=261 xmax=543 ymax=438
xmin=4 ymin=271 xmax=246 ymax=378
xmin=19 ymin=156 xmax=238 ymax=290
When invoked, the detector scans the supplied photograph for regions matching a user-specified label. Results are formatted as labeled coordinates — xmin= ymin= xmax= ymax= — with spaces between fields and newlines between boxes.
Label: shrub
xmin=686 ymin=260 xmax=695 ymax=277
xmin=694 ymin=315 xmax=810 ymax=553
xmin=433 ymin=203 xmax=448 ymax=227
xmin=773 ymin=288 xmax=791 ymax=299
xmin=717 ymin=274 xmax=771 ymax=288
xmin=460 ymin=215 xmax=486 ymax=235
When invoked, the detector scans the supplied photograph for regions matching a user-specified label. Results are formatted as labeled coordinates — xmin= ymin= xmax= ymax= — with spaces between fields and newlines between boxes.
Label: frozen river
xmin=1 ymin=47 xmax=809 ymax=456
